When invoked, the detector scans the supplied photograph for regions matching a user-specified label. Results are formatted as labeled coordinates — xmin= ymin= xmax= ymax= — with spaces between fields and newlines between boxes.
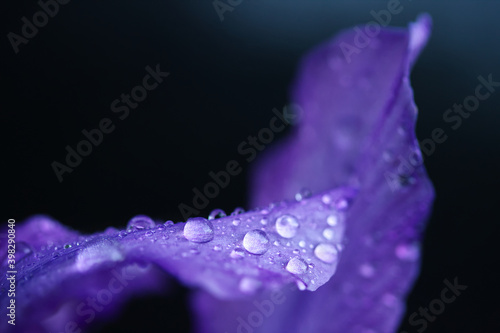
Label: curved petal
xmin=0 ymin=186 xmax=353 ymax=332
xmin=192 ymin=15 xmax=434 ymax=333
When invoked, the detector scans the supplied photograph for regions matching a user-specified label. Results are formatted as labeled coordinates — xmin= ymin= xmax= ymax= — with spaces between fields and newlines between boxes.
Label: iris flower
xmin=1 ymin=15 xmax=434 ymax=333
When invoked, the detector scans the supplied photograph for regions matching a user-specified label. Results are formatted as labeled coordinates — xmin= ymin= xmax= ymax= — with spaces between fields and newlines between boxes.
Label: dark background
xmin=2 ymin=1 xmax=500 ymax=332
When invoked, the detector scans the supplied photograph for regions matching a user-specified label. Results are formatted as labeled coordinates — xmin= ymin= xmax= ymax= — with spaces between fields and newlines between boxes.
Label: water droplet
xmin=243 ymin=230 xmax=270 ymax=255
xmin=298 ymin=240 xmax=306 ymax=248
xmin=183 ymin=217 xmax=214 ymax=243
xmin=232 ymin=218 xmax=241 ymax=226
xmin=308 ymin=263 xmax=315 ymax=269
xmin=231 ymin=207 xmax=245 ymax=216
xmin=322 ymin=228 xmax=335 ymax=240
xmin=286 ymin=257 xmax=307 ymax=274
xmin=296 ymin=280 xmax=307 ymax=290
xmin=395 ymin=243 xmax=420 ymax=261
xmin=295 ymin=188 xmax=312 ymax=201
xmin=164 ymin=220 xmax=174 ymax=227
xmin=213 ymin=245 xmax=222 ymax=252
xmin=127 ymin=215 xmax=155 ymax=231
xmin=230 ymin=248 xmax=245 ymax=259
xmin=321 ymin=194 xmax=332 ymax=204
xmin=64 ymin=244 xmax=72 ymax=249
xmin=208 ymin=209 xmax=226 ymax=220
xmin=145 ymin=230 xmax=154 ymax=237
xmin=326 ymin=214 xmax=339 ymax=226
xmin=189 ymin=248 xmax=200 ymax=255
xmin=359 ymin=263 xmax=375 ymax=278
xmin=335 ymin=198 xmax=350 ymax=210
xmin=314 ymin=243 xmax=338 ymax=263
xmin=260 ymin=218 xmax=268 ymax=225
xmin=292 ymin=249 xmax=300 ymax=255
xmin=275 ymin=215 xmax=299 ymax=238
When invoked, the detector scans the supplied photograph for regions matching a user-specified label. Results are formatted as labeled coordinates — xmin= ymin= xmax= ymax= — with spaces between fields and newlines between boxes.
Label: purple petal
xmin=192 ymin=15 xmax=434 ymax=333
xmin=1 ymin=187 xmax=352 ymax=332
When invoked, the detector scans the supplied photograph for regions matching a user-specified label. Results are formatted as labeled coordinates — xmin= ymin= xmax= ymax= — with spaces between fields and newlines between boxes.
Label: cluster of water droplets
xmin=174 ymin=189 xmax=354 ymax=293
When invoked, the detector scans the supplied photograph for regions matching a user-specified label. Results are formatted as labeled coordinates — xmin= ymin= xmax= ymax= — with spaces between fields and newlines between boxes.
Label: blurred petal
xmin=192 ymin=15 xmax=434 ymax=333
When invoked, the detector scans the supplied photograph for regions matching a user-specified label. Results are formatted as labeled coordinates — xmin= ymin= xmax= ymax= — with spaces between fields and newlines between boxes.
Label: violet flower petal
xmin=1 ymin=186 xmax=353 ymax=332
xmin=192 ymin=15 xmax=434 ymax=333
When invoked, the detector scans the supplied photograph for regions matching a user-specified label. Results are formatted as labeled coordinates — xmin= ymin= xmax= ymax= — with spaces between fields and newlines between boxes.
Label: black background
xmin=2 ymin=1 xmax=500 ymax=332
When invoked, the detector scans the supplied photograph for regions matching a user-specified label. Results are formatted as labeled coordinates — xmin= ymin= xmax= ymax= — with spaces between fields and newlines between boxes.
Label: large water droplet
xmin=208 ymin=209 xmax=226 ymax=220
xmin=275 ymin=215 xmax=299 ymax=238
xmin=314 ymin=243 xmax=338 ymax=263
xmin=127 ymin=215 xmax=155 ymax=231
xmin=286 ymin=257 xmax=307 ymax=274
xmin=183 ymin=217 xmax=214 ymax=243
xmin=243 ymin=230 xmax=270 ymax=255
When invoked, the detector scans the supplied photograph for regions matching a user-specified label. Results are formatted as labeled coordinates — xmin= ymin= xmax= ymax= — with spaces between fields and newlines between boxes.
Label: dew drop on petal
xmin=326 ymin=214 xmax=339 ymax=226
xmin=183 ymin=217 xmax=214 ymax=243
xmin=243 ymin=230 xmax=270 ymax=255
xmin=335 ymin=198 xmax=350 ymax=210
xmin=322 ymin=228 xmax=335 ymax=240
xmin=208 ymin=209 xmax=226 ymax=220
xmin=231 ymin=207 xmax=245 ymax=216
xmin=295 ymin=188 xmax=312 ymax=201
xmin=230 ymin=248 xmax=245 ymax=259
xmin=232 ymin=218 xmax=241 ymax=226
xmin=314 ymin=243 xmax=338 ymax=263
xmin=321 ymin=194 xmax=332 ymax=204
xmin=296 ymin=280 xmax=307 ymax=291
xmin=286 ymin=257 xmax=307 ymax=275
xmin=275 ymin=215 xmax=299 ymax=238
xmin=213 ymin=245 xmax=222 ymax=252
xmin=298 ymin=240 xmax=306 ymax=248
xmin=127 ymin=215 xmax=155 ymax=231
